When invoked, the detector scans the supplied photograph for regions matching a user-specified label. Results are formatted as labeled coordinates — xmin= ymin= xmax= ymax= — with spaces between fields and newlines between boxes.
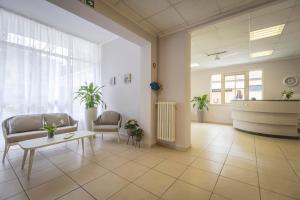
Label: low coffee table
xmin=18 ymin=131 xmax=96 ymax=178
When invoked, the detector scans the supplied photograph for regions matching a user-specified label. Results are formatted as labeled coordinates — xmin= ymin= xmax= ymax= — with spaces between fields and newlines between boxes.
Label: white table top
xmin=18 ymin=131 xmax=96 ymax=150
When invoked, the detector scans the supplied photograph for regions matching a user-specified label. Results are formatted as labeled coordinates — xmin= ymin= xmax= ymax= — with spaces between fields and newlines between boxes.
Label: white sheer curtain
xmin=0 ymin=9 xmax=101 ymax=129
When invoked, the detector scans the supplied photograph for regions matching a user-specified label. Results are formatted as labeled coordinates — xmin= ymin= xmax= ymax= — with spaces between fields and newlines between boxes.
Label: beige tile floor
xmin=0 ymin=122 xmax=300 ymax=200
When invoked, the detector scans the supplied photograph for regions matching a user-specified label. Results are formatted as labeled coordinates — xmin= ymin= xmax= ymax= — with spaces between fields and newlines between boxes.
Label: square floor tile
xmin=109 ymin=184 xmax=158 ymax=200
xmin=154 ymin=160 xmax=187 ymax=178
xmin=199 ymin=151 xmax=227 ymax=163
xmin=5 ymin=192 xmax=29 ymax=200
xmin=57 ymin=188 xmax=94 ymax=200
xmin=210 ymin=194 xmax=230 ymax=200
xmin=97 ymin=155 xmax=129 ymax=170
xmin=26 ymin=175 xmax=78 ymax=200
xmin=214 ymin=177 xmax=260 ymax=200
xmin=162 ymin=180 xmax=211 ymax=200
xmin=191 ymin=158 xmax=223 ymax=174
xmin=0 ymin=169 xmax=17 ymax=183
xmin=134 ymin=154 xmax=164 ymax=168
xmin=83 ymin=172 xmax=129 ymax=200
xmin=0 ymin=179 xmax=24 ymax=199
xmin=179 ymin=166 xmax=218 ymax=191
xmin=68 ymin=163 xmax=108 ymax=185
xmin=221 ymin=165 xmax=258 ymax=186
xmin=260 ymin=189 xmax=296 ymax=200
xmin=134 ymin=170 xmax=175 ymax=197
xmin=118 ymin=150 xmax=145 ymax=160
xmin=113 ymin=161 xmax=149 ymax=181
xmin=259 ymin=175 xmax=300 ymax=199
xmin=225 ymin=156 xmax=257 ymax=171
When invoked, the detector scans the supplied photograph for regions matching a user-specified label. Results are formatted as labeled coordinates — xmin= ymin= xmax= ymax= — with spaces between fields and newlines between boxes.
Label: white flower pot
xmin=197 ymin=111 xmax=204 ymax=123
xmin=85 ymin=107 xmax=97 ymax=131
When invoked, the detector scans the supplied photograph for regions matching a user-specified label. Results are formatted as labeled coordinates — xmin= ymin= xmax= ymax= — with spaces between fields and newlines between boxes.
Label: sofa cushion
xmin=7 ymin=130 xmax=47 ymax=143
xmin=93 ymin=125 xmax=119 ymax=132
xmin=9 ymin=114 xmax=43 ymax=134
xmin=100 ymin=111 xmax=120 ymax=125
xmin=44 ymin=113 xmax=70 ymax=127
xmin=55 ymin=126 xmax=77 ymax=134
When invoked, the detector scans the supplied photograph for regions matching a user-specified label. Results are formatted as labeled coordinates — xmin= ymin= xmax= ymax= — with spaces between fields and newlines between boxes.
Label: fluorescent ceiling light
xmin=250 ymin=24 xmax=285 ymax=41
xmin=250 ymin=50 xmax=274 ymax=58
xmin=191 ymin=63 xmax=199 ymax=67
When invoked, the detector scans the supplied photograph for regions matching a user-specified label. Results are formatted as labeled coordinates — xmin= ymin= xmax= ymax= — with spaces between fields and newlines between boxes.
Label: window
xmin=0 ymin=9 xmax=100 ymax=129
xmin=249 ymin=70 xmax=263 ymax=100
xmin=225 ymin=74 xmax=245 ymax=103
xmin=210 ymin=71 xmax=263 ymax=104
xmin=210 ymin=74 xmax=222 ymax=104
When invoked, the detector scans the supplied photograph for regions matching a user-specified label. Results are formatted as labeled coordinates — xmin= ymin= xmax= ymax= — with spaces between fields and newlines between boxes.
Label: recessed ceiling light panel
xmin=250 ymin=24 xmax=285 ymax=41
xmin=191 ymin=63 xmax=199 ymax=67
xmin=250 ymin=50 xmax=274 ymax=58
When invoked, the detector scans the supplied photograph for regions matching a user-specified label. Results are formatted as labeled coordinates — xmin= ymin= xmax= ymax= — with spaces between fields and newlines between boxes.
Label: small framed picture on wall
xmin=110 ymin=77 xmax=116 ymax=86
xmin=124 ymin=73 xmax=132 ymax=84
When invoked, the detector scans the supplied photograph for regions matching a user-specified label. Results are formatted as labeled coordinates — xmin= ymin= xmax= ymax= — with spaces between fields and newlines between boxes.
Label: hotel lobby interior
xmin=0 ymin=0 xmax=300 ymax=200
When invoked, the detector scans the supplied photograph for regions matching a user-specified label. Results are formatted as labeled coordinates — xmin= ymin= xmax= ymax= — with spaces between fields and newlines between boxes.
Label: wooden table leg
xmin=21 ymin=149 xmax=28 ymax=169
xmin=27 ymin=149 xmax=35 ymax=179
xmin=81 ymin=138 xmax=85 ymax=152
xmin=88 ymin=136 xmax=95 ymax=155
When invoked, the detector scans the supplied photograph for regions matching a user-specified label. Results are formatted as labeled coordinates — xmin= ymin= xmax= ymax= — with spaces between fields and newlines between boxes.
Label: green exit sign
xmin=85 ymin=0 xmax=94 ymax=8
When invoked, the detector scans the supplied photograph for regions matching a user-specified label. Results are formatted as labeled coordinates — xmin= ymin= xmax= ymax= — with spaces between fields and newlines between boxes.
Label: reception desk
xmin=231 ymin=100 xmax=300 ymax=138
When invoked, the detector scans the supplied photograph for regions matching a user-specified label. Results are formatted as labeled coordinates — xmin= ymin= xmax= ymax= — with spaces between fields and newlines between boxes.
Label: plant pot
xmin=85 ymin=107 xmax=97 ymax=131
xmin=135 ymin=136 xmax=142 ymax=142
xmin=197 ymin=111 xmax=204 ymax=123
xmin=48 ymin=131 xmax=55 ymax=139
xmin=127 ymin=129 xmax=135 ymax=136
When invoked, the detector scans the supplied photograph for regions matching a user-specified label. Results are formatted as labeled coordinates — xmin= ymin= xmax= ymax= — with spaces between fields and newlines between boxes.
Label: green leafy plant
xmin=191 ymin=94 xmax=209 ymax=111
xmin=124 ymin=119 xmax=139 ymax=130
xmin=134 ymin=128 xmax=144 ymax=141
xmin=74 ymin=82 xmax=106 ymax=109
xmin=281 ymin=89 xmax=294 ymax=100
xmin=44 ymin=123 xmax=57 ymax=138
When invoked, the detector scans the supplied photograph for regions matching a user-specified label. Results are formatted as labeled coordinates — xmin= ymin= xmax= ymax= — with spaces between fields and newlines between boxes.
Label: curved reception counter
xmin=231 ymin=100 xmax=300 ymax=138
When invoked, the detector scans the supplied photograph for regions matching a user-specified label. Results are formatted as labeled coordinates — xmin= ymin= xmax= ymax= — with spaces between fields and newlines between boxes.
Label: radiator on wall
xmin=157 ymin=102 xmax=176 ymax=142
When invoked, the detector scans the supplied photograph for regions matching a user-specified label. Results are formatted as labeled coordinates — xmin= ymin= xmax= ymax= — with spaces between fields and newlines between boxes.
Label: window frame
xmin=209 ymin=70 xmax=263 ymax=105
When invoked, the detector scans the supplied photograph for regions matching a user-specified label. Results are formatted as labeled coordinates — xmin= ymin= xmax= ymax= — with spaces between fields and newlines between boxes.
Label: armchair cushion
xmin=96 ymin=111 xmax=120 ymax=125
xmin=44 ymin=113 xmax=70 ymax=127
xmin=93 ymin=125 xmax=119 ymax=132
xmin=9 ymin=114 xmax=43 ymax=134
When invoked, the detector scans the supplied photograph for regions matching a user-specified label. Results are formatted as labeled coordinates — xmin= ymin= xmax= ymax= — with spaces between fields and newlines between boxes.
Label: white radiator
xmin=157 ymin=102 xmax=176 ymax=142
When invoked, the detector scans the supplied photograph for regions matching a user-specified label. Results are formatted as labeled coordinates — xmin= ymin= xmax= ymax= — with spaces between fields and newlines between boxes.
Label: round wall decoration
xmin=283 ymin=76 xmax=298 ymax=87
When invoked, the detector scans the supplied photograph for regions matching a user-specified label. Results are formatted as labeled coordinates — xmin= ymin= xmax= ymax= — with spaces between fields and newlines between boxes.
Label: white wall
xmin=101 ymin=38 xmax=141 ymax=134
xmin=191 ymin=58 xmax=300 ymax=124
xmin=158 ymin=31 xmax=191 ymax=150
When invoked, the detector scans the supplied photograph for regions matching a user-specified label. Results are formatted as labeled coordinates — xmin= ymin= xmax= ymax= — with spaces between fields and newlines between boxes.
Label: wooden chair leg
xmin=2 ymin=144 xmax=10 ymax=162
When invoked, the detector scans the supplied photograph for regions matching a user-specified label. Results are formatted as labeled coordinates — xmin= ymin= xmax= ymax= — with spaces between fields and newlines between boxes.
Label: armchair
xmin=92 ymin=111 xmax=122 ymax=143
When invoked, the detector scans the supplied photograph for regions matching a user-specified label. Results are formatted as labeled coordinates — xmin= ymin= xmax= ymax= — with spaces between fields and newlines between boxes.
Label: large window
xmin=210 ymin=70 xmax=263 ymax=104
xmin=0 ymin=9 xmax=101 ymax=128
xmin=210 ymin=74 xmax=222 ymax=104
xmin=249 ymin=70 xmax=263 ymax=100
xmin=225 ymin=74 xmax=245 ymax=103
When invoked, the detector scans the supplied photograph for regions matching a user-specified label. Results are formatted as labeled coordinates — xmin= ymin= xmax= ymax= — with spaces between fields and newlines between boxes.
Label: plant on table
xmin=281 ymin=89 xmax=294 ymax=100
xmin=133 ymin=128 xmax=144 ymax=142
xmin=44 ymin=123 xmax=57 ymax=138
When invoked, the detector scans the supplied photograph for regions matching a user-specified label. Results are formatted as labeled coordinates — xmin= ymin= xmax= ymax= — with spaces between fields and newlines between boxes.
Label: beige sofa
xmin=2 ymin=113 xmax=78 ymax=162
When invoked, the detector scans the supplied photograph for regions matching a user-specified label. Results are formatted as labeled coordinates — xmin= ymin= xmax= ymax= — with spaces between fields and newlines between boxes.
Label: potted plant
xmin=191 ymin=94 xmax=209 ymax=123
xmin=124 ymin=119 xmax=139 ymax=136
xmin=74 ymin=82 xmax=106 ymax=131
xmin=134 ymin=128 xmax=144 ymax=141
xmin=44 ymin=123 xmax=57 ymax=139
xmin=281 ymin=89 xmax=294 ymax=100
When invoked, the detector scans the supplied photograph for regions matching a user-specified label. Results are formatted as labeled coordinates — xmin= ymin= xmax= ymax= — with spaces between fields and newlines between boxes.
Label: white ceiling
xmin=0 ymin=0 xmax=118 ymax=45
xmin=102 ymin=0 xmax=279 ymax=36
xmin=191 ymin=0 xmax=300 ymax=70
